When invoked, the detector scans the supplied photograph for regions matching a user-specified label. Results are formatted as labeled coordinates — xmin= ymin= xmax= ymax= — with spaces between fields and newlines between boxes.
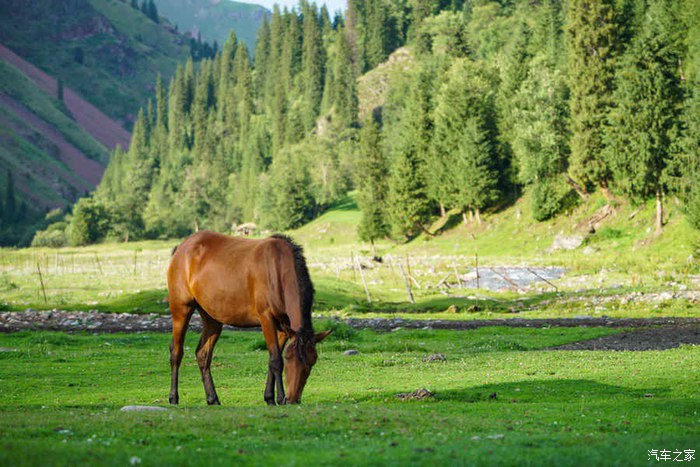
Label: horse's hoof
xmin=265 ymin=399 xmax=275 ymax=406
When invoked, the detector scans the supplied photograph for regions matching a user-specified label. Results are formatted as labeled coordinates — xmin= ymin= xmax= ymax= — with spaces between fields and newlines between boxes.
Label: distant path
xmin=0 ymin=44 xmax=131 ymax=151
xmin=0 ymin=311 xmax=698 ymax=350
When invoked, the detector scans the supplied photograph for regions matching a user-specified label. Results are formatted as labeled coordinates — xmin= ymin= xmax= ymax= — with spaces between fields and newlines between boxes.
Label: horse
xmin=167 ymin=231 xmax=331 ymax=406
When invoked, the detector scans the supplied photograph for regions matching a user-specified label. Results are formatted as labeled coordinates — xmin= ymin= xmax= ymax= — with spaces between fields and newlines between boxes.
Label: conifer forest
xmin=32 ymin=0 xmax=700 ymax=246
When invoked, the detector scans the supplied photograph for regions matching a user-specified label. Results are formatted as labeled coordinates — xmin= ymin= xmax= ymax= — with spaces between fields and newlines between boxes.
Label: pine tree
xmin=147 ymin=0 xmax=159 ymax=23
xmin=432 ymin=58 xmax=500 ymax=224
xmin=387 ymin=69 xmax=432 ymax=239
xmin=604 ymin=0 xmax=685 ymax=234
xmin=674 ymin=0 xmax=700 ymax=228
xmin=356 ymin=116 xmax=389 ymax=242
xmin=325 ymin=28 xmax=357 ymax=128
xmin=260 ymin=145 xmax=315 ymax=230
xmin=4 ymin=169 xmax=16 ymax=223
xmin=512 ymin=54 xmax=570 ymax=220
xmin=253 ymin=16 xmax=270 ymax=101
xmin=57 ymin=78 xmax=64 ymax=102
xmin=566 ymin=0 xmax=618 ymax=195
xmin=301 ymin=2 xmax=325 ymax=131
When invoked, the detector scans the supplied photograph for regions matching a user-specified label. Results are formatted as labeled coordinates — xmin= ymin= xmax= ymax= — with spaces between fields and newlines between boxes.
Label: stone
xmin=422 ymin=353 xmax=447 ymax=363
xmin=549 ymin=234 xmax=584 ymax=252
xmin=342 ymin=349 xmax=359 ymax=356
xmin=395 ymin=388 xmax=433 ymax=401
xmin=120 ymin=405 xmax=167 ymax=412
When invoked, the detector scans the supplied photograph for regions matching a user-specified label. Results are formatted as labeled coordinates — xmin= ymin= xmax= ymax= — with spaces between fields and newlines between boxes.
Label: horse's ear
xmin=314 ymin=329 xmax=332 ymax=343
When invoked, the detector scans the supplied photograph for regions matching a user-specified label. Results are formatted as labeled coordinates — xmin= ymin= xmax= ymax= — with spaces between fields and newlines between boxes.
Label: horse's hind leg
xmin=196 ymin=310 xmax=223 ymax=405
xmin=169 ymin=302 xmax=194 ymax=405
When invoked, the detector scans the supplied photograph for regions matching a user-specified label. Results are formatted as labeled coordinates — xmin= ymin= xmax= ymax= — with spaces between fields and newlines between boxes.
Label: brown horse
xmin=167 ymin=231 xmax=331 ymax=406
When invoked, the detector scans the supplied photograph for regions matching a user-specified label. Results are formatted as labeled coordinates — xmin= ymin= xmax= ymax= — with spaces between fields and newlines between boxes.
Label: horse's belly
xmin=199 ymin=301 xmax=260 ymax=327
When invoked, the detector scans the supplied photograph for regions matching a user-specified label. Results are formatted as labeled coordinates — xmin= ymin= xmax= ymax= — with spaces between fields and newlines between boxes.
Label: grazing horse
xmin=167 ymin=231 xmax=331 ymax=406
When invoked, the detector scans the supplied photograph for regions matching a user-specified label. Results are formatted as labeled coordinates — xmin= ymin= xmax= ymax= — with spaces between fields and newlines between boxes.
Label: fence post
xmin=355 ymin=255 xmax=372 ymax=303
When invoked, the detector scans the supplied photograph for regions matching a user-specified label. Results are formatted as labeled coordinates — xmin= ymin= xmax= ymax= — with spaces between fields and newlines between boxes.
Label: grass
xmin=0 ymin=328 xmax=697 ymax=465
xmin=0 ymin=192 xmax=698 ymax=320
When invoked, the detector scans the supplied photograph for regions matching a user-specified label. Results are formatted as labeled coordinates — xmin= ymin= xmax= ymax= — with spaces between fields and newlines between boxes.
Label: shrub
xmin=30 ymin=228 xmax=67 ymax=248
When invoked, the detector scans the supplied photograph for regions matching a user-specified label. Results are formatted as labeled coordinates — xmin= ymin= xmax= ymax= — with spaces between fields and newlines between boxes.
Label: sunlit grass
xmin=0 ymin=328 xmax=697 ymax=465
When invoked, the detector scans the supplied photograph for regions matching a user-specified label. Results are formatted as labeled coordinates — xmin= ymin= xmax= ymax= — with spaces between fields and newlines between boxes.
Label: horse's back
xmin=167 ymin=231 xmax=290 ymax=326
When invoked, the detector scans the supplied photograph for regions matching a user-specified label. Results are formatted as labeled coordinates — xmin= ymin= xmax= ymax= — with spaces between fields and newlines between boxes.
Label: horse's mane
xmin=271 ymin=234 xmax=315 ymax=335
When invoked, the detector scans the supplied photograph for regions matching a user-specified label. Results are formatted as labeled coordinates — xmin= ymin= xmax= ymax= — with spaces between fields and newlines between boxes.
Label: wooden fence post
xmin=398 ymin=262 xmax=415 ymax=304
xmin=36 ymin=262 xmax=48 ymax=304
xmin=355 ymin=255 xmax=372 ymax=303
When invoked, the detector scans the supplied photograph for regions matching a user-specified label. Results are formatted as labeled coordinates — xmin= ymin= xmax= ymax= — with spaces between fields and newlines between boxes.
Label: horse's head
xmin=284 ymin=329 xmax=332 ymax=404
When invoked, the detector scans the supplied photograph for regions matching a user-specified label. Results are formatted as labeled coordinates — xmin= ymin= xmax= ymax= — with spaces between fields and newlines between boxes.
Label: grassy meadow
xmin=1 ymin=192 xmax=698 ymax=320
xmin=0 ymin=327 xmax=698 ymax=465
xmin=0 ymin=193 xmax=698 ymax=465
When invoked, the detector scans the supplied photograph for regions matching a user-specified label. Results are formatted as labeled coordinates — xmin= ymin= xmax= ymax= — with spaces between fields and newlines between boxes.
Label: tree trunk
xmin=655 ymin=188 xmax=664 ymax=236
xmin=415 ymin=222 xmax=436 ymax=237
xmin=475 ymin=207 xmax=482 ymax=225
xmin=439 ymin=203 xmax=446 ymax=218
xmin=566 ymin=175 xmax=588 ymax=200
xmin=462 ymin=211 xmax=468 ymax=225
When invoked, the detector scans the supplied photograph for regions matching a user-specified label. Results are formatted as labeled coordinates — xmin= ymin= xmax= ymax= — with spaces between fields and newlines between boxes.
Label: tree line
xmin=32 ymin=0 xmax=700 ymax=247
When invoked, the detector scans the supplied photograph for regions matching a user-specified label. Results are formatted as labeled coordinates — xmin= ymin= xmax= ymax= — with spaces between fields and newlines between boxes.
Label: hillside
xmin=0 ymin=60 xmax=106 ymax=210
xmin=153 ymin=0 xmax=269 ymax=50
xmin=0 ymin=0 xmax=198 ymax=244
xmin=0 ymin=0 xmax=191 ymax=127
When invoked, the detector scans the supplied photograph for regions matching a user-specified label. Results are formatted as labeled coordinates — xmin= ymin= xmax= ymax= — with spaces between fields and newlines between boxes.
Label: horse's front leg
xmin=260 ymin=314 xmax=285 ymax=405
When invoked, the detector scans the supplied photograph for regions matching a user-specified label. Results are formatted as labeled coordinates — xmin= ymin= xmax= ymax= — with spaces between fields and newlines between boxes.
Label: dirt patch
xmin=551 ymin=323 xmax=700 ymax=351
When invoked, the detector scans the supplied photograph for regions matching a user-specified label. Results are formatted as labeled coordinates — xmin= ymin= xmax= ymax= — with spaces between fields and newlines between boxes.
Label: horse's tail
xmin=271 ymin=234 xmax=315 ymax=333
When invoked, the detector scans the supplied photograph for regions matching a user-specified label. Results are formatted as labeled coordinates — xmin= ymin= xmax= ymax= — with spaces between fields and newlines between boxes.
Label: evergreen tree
xmin=674 ymin=0 xmax=700 ymax=228
xmin=57 ymin=78 xmax=64 ymax=102
xmin=4 ymin=169 xmax=16 ymax=223
xmin=432 ymin=58 xmax=500 ymax=224
xmin=324 ymin=28 xmax=358 ymax=128
xmin=387 ymin=69 xmax=432 ymax=238
xmin=253 ymin=16 xmax=270 ymax=101
xmin=147 ymin=0 xmax=159 ymax=23
xmin=512 ymin=54 xmax=571 ymax=220
xmin=301 ymin=2 xmax=325 ymax=131
xmin=566 ymin=0 xmax=618 ymax=195
xmin=260 ymin=145 xmax=315 ymax=230
xmin=356 ymin=116 xmax=389 ymax=242
xmin=604 ymin=0 xmax=685 ymax=234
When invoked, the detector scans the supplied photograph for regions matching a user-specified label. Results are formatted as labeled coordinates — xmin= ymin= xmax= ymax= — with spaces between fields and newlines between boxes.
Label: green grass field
xmin=1 ymin=192 xmax=698 ymax=320
xmin=0 ymin=327 xmax=697 ymax=465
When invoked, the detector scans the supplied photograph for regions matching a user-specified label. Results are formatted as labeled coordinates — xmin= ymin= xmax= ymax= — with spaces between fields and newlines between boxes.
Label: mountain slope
xmin=153 ymin=0 xmax=268 ymax=50
xmin=0 ymin=44 xmax=130 ymax=151
xmin=0 ymin=60 xmax=105 ymax=209
xmin=0 ymin=0 xmax=191 ymax=127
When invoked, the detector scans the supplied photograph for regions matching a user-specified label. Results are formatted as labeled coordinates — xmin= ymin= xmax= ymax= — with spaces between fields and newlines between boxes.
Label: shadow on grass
xmin=362 ymin=379 xmax=668 ymax=404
